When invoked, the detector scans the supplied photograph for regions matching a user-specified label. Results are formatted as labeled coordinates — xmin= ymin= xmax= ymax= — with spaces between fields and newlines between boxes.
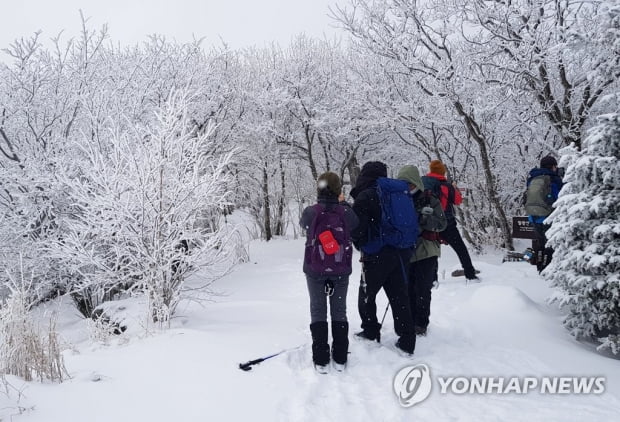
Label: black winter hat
xmin=540 ymin=155 xmax=557 ymax=169
xmin=360 ymin=161 xmax=387 ymax=179
xmin=350 ymin=161 xmax=388 ymax=199
xmin=317 ymin=171 xmax=342 ymax=196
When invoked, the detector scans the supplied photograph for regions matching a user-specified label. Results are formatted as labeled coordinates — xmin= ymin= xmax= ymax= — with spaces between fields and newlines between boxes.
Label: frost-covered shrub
xmin=54 ymin=90 xmax=236 ymax=324
xmin=0 ymin=273 xmax=67 ymax=382
xmin=546 ymin=113 xmax=620 ymax=354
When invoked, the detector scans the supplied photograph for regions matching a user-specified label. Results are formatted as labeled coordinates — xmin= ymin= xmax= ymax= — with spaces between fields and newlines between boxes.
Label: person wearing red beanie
xmin=422 ymin=160 xmax=480 ymax=282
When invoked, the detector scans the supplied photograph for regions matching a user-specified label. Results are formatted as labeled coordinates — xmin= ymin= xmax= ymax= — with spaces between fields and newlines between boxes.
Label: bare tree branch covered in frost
xmin=457 ymin=0 xmax=620 ymax=150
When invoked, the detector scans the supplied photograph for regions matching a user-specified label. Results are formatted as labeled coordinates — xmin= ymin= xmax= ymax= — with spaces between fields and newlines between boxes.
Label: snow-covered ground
xmin=3 ymin=238 xmax=620 ymax=421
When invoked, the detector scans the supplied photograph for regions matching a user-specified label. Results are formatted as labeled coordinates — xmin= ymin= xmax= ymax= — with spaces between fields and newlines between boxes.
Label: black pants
xmin=441 ymin=223 xmax=476 ymax=279
xmin=408 ymin=257 xmax=438 ymax=329
xmin=532 ymin=222 xmax=553 ymax=272
xmin=358 ymin=248 xmax=414 ymax=339
xmin=532 ymin=222 xmax=550 ymax=246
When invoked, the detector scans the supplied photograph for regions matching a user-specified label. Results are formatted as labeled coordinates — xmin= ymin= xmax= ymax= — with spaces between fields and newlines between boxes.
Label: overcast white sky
xmin=1 ymin=0 xmax=348 ymax=50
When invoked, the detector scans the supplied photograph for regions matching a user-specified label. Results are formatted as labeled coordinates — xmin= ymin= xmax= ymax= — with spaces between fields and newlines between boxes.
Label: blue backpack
xmin=361 ymin=177 xmax=418 ymax=254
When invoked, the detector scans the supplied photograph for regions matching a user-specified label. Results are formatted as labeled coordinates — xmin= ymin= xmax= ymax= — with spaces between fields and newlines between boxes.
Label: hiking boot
xmin=332 ymin=361 xmax=346 ymax=372
xmin=314 ymin=364 xmax=329 ymax=374
xmin=331 ymin=321 xmax=349 ymax=365
xmin=466 ymin=276 xmax=482 ymax=284
xmin=414 ymin=325 xmax=427 ymax=336
xmin=452 ymin=269 xmax=481 ymax=277
xmin=310 ymin=322 xmax=330 ymax=366
xmin=395 ymin=335 xmax=415 ymax=356
xmin=354 ymin=330 xmax=381 ymax=343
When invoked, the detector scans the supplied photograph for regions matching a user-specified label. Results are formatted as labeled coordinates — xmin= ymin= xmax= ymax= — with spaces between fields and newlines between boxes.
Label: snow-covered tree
xmin=546 ymin=113 xmax=620 ymax=354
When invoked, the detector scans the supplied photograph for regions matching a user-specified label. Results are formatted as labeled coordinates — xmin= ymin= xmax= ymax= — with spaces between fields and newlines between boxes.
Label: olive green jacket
xmin=397 ymin=165 xmax=447 ymax=262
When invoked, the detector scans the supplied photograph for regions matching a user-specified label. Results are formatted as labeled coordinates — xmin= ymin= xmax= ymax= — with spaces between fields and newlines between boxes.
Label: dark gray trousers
xmin=306 ymin=275 xmax=349 ymax=323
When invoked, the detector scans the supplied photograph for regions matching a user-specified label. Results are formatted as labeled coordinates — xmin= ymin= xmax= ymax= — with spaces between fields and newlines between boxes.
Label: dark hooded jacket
xmin=350 ymin=161 xmax=387 ymax=251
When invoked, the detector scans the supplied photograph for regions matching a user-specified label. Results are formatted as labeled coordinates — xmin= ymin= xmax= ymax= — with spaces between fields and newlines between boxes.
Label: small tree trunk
xmin=275 ymin=157 xmax=286 ymax=236
xmin=318 ymin=133 xmax=331 ymax=171
xmin=454 ymin=100 xmax=514 ymax=250
xmin=262 ymin=164 xmax=272 ymax=241
xmin=304 ymin=126 xmax=318 ymax=180
xmin=345 ymin=152 xmax=360 ymax=190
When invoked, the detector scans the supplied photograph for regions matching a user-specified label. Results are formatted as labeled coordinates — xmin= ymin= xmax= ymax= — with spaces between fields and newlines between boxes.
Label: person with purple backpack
xmin=300 ymin=172 xmax=359 ymax=373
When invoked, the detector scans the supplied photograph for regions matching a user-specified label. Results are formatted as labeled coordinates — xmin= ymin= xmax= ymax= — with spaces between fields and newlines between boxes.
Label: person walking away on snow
xmin=422 ymin=160 xmax=480 ymax=282
xmin=524 ymin=155 xmax=564 ymax=272
xmin=300 ymin=172 xmax=358 ymax=373
xmin=398 ymin=165 xmax=447 ymax=336
xmin=349 ymin=161 xmax=417 ymax=355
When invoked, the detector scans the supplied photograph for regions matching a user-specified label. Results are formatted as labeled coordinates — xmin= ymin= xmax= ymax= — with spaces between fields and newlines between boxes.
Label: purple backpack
xmin=304 ymin=204 xmax=353 ymax=277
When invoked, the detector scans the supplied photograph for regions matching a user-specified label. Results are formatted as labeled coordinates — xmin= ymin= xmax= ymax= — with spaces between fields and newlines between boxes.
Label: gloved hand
xmin=421 ymin=206 xmax=434 ymax=215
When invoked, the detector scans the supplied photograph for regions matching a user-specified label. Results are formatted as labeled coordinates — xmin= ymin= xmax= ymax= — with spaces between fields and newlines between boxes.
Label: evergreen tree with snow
xmin=545 ymin=113 xmax=620 ymax=354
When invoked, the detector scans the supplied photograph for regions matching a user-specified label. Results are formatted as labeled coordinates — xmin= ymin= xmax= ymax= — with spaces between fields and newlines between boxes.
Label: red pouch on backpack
xmin=318 ymin=230 xmax=340 ymax=255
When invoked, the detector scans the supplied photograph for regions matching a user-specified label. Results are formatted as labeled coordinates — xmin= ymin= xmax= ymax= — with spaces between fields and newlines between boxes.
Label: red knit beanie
xmin=429 ymin=160 xmax=446 ymax=175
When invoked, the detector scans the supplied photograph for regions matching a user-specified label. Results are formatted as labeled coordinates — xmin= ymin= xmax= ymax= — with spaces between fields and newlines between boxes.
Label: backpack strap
xmin=313 ymin=203 xmax=325 ymax=213
xmin=310 ymin=203 xmax=348 ymax=232
xmin=423 ymin=189 xmax=433 ymax=205
xmin=308 ymin=203 xmax=325 ymax=239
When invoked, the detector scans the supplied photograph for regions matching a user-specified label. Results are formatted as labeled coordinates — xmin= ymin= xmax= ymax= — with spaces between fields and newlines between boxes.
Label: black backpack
xmin=421 ymin=176 xmax=455 ymax=222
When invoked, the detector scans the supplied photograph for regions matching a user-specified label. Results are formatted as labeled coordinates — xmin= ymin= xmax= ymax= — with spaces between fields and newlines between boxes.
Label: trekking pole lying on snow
xmin=239 ymin=352 xmax=282 ymax=371
xmin=238 ymin=346 xmax=303 ymax=371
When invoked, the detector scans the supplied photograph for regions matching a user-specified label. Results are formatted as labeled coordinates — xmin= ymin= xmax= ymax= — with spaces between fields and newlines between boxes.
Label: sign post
xmin=512 ymin=216 xmax=542 ymax=251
